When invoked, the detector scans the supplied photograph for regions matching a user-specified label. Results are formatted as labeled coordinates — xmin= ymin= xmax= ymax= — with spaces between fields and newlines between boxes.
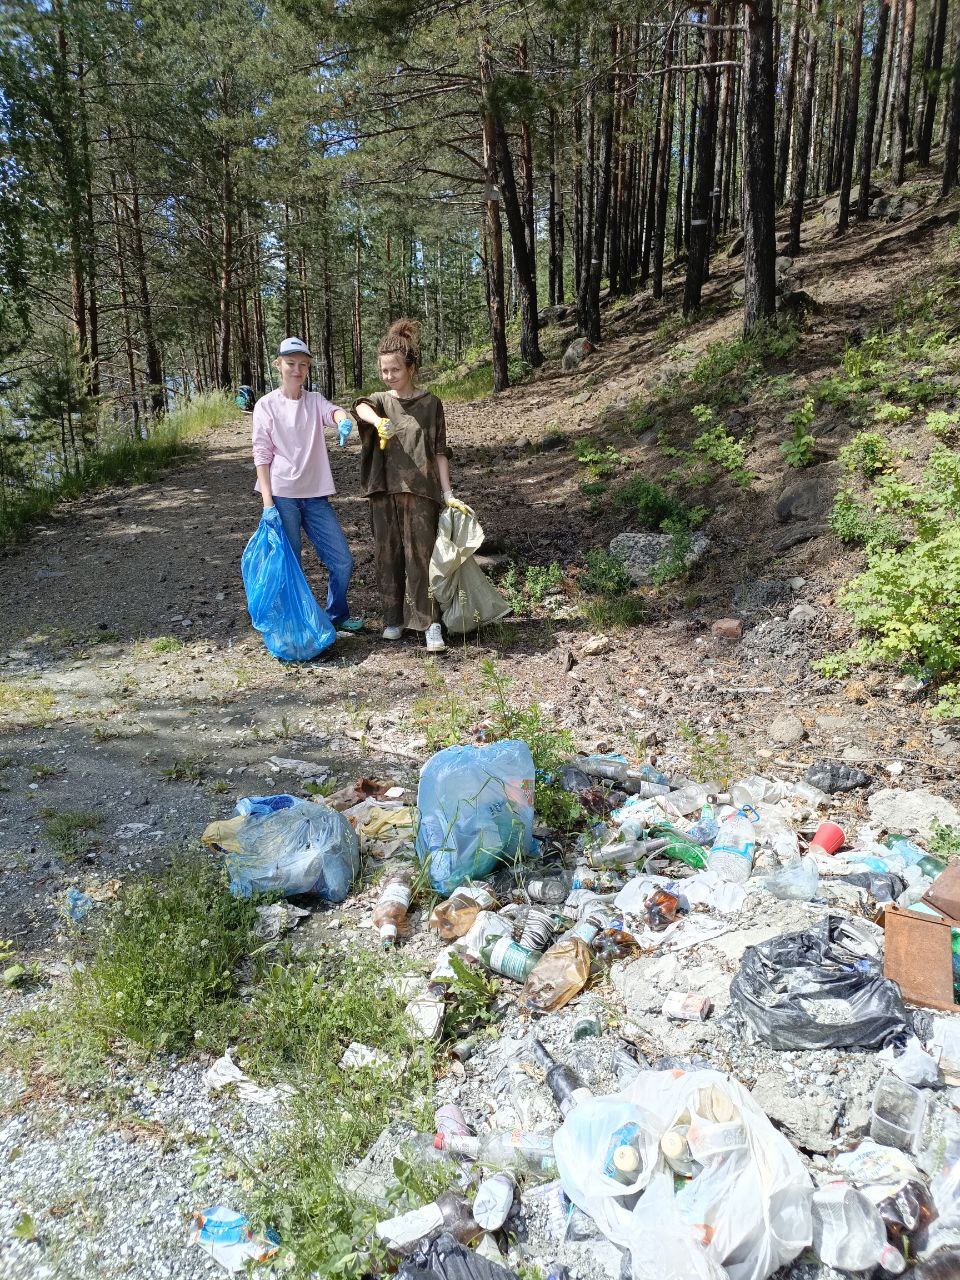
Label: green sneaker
xmin=338 ymin=617 xmax=365 ymax=633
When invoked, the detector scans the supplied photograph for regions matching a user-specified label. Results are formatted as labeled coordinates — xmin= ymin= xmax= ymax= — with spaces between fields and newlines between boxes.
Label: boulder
xmin=609 ymin=530 xmax=711 ymax=586
xmin=868 ymin=788 xmax=960 ymax=840
xmin=768 ymin=713 xmax=806 ymax=748
xmin=711 ymin=618 xmax=743 ymax=640
xmin=868 ymin=194 xmax=920 ymax=222
xmin=538 ymin=304 xmax=574 ymax=328
xmin=775 ymin=463 xmax=839 ymax=524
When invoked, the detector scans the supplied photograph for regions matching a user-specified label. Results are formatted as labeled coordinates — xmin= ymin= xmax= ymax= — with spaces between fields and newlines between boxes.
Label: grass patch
xmin=500 ymin=561 xmax=565 ymax=616
xmin=14 ymin=860 xmax=258 ymax=1081
xmin=0 ymin=681 xmax=54 ymax=725
xmin=929 ymin=820 xmax=960 ymax=859
xmin=41 ymin=808 xmax=103 ymax=862
xmin=678 ymin=722 xmax=736 ymax=786
xmin=430 ymin=355 xmax=529 ymax=402
xmin=0 ymin=393 xmax=235 ymax=546
xmin=241 ymin=948 xmax=435 ymax=1276
xmin=161 ymin=755 xmax=205 ymax=783
xmin=149 ymin=635 xmax=185 ymax=654
xmin=612 ymin=477 xmax=691 ymax=528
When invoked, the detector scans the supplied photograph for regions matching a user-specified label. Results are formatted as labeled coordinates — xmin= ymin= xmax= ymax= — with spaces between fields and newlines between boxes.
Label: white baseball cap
xmin=278 ymin=336 xmax=312 ymax=358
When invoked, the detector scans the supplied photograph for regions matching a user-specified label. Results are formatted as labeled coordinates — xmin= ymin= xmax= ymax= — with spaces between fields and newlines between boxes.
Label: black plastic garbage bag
xmin=727 ymin=913 xmax=911 ymax=1050
xmin=400 ymin=1234 xmax=519 ymax=1280
xmin=841 ymin=871 xmax=907 ymax=902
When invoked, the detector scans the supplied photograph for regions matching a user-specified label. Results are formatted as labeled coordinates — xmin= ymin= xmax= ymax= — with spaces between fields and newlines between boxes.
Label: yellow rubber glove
xmin=443 ymin=491 xmax=474 ymax=517
xmin=376 ymin=416 xmax=394 ymax=450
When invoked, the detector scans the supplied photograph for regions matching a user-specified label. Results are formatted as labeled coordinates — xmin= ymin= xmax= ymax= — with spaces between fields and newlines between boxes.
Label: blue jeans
xmin=273 ymin=496 xmax=354 ymax=626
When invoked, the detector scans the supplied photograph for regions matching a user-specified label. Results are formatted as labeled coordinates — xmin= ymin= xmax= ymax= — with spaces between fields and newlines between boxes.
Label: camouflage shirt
xmin=352 ymin=390 xmax=449 ymax=502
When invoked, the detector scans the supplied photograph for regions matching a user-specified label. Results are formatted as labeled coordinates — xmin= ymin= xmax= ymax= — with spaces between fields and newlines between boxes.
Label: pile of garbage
xmin=198 ymin=741 xmax=960 ymax=1279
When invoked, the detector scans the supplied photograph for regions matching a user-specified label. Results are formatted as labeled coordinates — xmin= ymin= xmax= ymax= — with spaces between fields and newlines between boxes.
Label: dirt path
xmin=2 ymin=191 xmax=959 ymax=956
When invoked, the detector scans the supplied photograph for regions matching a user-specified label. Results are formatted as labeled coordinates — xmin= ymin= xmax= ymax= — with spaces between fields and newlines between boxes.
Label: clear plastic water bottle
xmin=708 ymin=806 xmax=759 ymax=883
xmin=811 ymin=1185 xmax=906 ymax=1274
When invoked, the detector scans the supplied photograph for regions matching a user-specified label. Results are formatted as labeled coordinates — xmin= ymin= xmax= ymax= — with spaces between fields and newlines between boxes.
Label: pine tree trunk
xmin=878 ymin=0 xmax=903 ymax=164
xmin=859 ymin=0 xmax=892 ymax=216
xmin=684 ymin=13 xmax=719 ymax=314
xmin=217 ymin=144 xmax=233 ymax=390
xmin=675 ymin=39 xmax=688 ymax=256
xmin=652 ymin=35 xmax=675 ymax=300
xmin=640 ymin=57 xmax=664 ymax=286
xmin=775 ymin=2 xmax=803 ymax=203
xmin=548 ymin=101 xmax=560 ymax=305
xmin=789 ymin=0 xmax=820 ymax=253
xmin=108 ymin=160 xmax=139 ymax=437
xmin=353 ymin=230 xmax=363 ymax=389
xmin=837 ymin=0 xmax=866 ymax=232
xmin=127 ymin=167 xmax=164 ymax=417
xmin=578 ymin=28 xmax=614 ymax=343
xmin=942 ymin=26 xmax=960 ymax=192
xmin=714 ymin=26 xmax=736 ymax=237
xmin=685 ymin=71 xmax=700 ymax=243
xmin=493 ymin=117 xmax=544 ymax=367
xmin=918 ymin=0 xmax=949 ymax=162
xmin=743 ymin=0 xmax=779 ymax=329
xmin=480 ymin=45 xmax=510 ymax=391
xmin=892 ymin=0 xmax=918 ymax=181
xmin=825 ymin=12 xmax=845 ymax=190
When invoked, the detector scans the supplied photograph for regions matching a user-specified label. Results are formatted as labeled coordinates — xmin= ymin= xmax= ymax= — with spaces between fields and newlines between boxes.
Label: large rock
xmin=869 ymin=194 xmax=920 ymax=222
xmin=823 ymin=183 xmax=883 ymax=221
xmin=609 ymin=530 xmax=711 ymax=586
xmin=775 ymin=463 xmax=839 ymax=524
xmin=768 ymin=713 xmax=806 ymax=748
xmin=868 ymin=788 xmax=960 ymax=839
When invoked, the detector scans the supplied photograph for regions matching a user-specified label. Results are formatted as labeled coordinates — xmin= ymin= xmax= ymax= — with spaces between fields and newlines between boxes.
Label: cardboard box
xmin=884 ymin=905 xmax=960 ymax=1012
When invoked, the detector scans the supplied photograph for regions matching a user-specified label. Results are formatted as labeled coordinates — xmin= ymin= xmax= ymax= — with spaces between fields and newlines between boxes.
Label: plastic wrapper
xmin=416 ymin=742 xmax=535 ymax=893
xmin=726 ymin=913 xmax=911 ymax=1050
xmin=202 ymin=794 xmax=359 ymax=901
xmin=761 ymin=856 xmax=819 ymax=901
xmin=240 ymin=508 xmax=336 ymax=661
xmin=553 ymin=1069 xmax=811 ymax=1280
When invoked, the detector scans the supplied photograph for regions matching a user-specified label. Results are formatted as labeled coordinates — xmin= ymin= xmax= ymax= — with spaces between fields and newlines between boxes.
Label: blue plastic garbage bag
xmin=240 ymin=507 xmax=336 ymax=662
xmin=204 ymin=795 xmax=359 ymax=901
xmin=415 ymin=741 xmax=535 ymax=893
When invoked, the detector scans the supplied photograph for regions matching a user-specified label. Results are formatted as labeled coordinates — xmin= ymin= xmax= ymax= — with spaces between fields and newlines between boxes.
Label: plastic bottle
xmin=435 ymin=1129 xmax=558 ymax=1178
xmin=530 ymin=1039 xmax=592 ymax=1115
xmin=405 ymin=982 xmax=447 ymax=1040
xmin=459 ymin=910 xmax=512 ymax=960
xmin=873 ymin=1179 xmax=937 ymax=1253
xmin=886 ymin=836 xmax=927 ymax=866
xmin=811 ymin=1185 xmax=907 ymax=1274
xmin=375 ymin=1190 xmax=481 ymax=1251
xmin=429 ymin=883 xmax=498 ymax=940
xmin=660 ymin=1123 xmax=699 ymax=1178
xmin=577 ymin=758 xmax=672 ymax=796
xmin=522 ymin=936 xmax=592 ymax=1013
xmin=472 ymin=1172 xmax=516 ymax=1231
xmin=589 ymin=837 xmax=669 ymax=868
xmin=708 ymin=807 xmax=759 ymax=883
xmin=592 ymin=920 xmax=639 ymax=962
xmin=645 ymin=888 xmax=680 ymax=931
xmin=372 ymin=866 xmax=414 ymax=945
xmin=480 ymin=936 xmax=542 ymax=982
xmin=920 ymin=854 xmax=948 ymax=879
xmin=602 ymin=1121 xmax=644 ymax=1185
xmin=522 ymin=873 xmax=573 ymax=905
xmin=646 ymin=824 xmax=709 ymax=870
xmin=729 ymin=775 xmax=790 ymax=806
xmin=519 ymin=908 xmax=558 ymax=952
xmin=664 ymin=783 xmax=710 ymax=817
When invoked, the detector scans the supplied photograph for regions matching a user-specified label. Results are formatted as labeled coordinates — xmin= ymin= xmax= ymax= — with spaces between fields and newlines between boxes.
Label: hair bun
xmin=377 ymin=317 xmax=422 ymax=369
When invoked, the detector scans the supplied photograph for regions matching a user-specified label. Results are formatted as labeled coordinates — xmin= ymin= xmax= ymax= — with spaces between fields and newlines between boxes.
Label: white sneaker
xmin=425 ymin=623 xmax=446 ymax=652
xmin=382 ymin=625 xmax=404 ymax=641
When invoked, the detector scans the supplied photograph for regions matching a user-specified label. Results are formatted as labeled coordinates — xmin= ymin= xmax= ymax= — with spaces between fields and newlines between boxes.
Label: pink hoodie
xmin=252 ymin=388 xmax=346 ymax=498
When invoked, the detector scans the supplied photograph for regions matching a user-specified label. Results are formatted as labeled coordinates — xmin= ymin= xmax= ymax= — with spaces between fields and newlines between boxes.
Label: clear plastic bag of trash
xmin=240 ymin=507 xmax=336 ymax=662
xmin=761 ymin=855 xmax=819 ymax=901
xmin=416 ymin=742 xmax=535 ymax=893
xmin=553 ymin=1068 xmax=812 ymax=1280
xmin=726 ymin=913 xmax=911 ymax=1050
xmin=202 ymin=794 xmax=359 ymax=901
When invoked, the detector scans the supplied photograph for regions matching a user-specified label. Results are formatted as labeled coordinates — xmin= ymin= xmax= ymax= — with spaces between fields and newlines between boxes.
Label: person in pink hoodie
xmin=252 ymin=337 xmax=363 ymax=632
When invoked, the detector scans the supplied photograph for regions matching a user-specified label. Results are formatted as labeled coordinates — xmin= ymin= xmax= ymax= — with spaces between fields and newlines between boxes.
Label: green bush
xmin=580 ymin=549 xmax=632 ymax=597
xmin=839 ymin=431 xmax=897 ymax=479
xmin=836 ymin=523 xmax=960 ymax=713
xmin=613 ymin=477 xmax=688 ymax=528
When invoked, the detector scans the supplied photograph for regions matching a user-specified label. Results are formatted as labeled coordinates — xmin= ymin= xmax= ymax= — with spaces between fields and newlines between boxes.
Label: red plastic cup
xmin=809 ymin=821 xmax=845 ymax=855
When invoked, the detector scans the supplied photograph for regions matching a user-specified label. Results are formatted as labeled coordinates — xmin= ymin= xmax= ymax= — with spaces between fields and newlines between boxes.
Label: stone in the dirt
xmin=806 ymin=759 xmax=871 ymax=793
xmin=868 ymin=787 xmax=960 ymax=839
xmin=569 ymin=389 xmax=591 ymax=406
xmin=609 ymin=530 xmax=710 ymax=586
xmin=776 ymin=464 xmax=838 ymax=523
xmin=768 ymin=713 xmax=806 ymax=747
xmin=788 ymin=603 xmax=817 ymax=626
xmin=750 ymin=1075 xmax=838 ymax=1153
xmin=869 ymin=194 xmax=920 ymax=221
xmin=513 ymin=435 xmax=532 ymax=451
xmin=932 ymin=726 xmax=960 ymax=760
xmin=711 ymin=618 xmax=743 ymax=640
xmin=580 ymin=635 xmax=611 ymax=657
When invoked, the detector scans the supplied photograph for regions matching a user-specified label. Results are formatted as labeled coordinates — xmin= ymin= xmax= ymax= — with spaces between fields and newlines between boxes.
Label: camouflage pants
xmin=369 ymin=493 xmax=441 ymax=631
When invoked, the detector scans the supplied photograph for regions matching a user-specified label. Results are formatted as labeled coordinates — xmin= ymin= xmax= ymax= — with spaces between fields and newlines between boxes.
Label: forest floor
xmin=2 ymin=175 xmax=960 ymax=1279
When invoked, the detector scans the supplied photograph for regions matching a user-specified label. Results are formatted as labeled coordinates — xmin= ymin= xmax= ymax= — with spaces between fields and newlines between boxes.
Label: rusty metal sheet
xmin=883 ymin=906 xmax=958 ymax=1012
